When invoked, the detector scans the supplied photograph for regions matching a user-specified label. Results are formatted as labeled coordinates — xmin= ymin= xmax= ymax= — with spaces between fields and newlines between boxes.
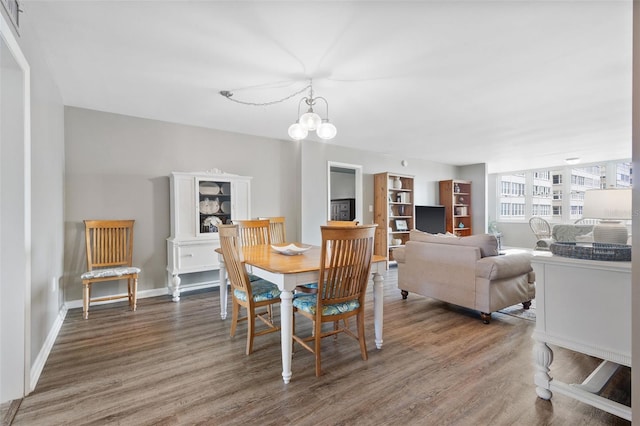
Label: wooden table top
xmin=217 ymin=243 xmax=386 ymax=275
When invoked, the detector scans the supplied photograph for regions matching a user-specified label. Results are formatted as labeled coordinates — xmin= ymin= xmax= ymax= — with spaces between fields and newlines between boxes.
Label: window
xmin=495 ymin=160 xmax=631 ymax=222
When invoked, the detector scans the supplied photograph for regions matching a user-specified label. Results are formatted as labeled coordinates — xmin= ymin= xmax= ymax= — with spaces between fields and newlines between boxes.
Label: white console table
xmin=531 ymin=252 xmax=631 ymax=421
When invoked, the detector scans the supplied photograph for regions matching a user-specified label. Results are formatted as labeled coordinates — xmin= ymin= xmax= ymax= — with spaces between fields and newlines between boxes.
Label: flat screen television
xmin=415 ymin=205 xmax=446 ymax=234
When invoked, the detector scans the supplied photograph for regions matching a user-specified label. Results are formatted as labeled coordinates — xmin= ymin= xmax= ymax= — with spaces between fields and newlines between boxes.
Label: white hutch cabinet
xmin=167 ymin=170 xmax=251 ymax=301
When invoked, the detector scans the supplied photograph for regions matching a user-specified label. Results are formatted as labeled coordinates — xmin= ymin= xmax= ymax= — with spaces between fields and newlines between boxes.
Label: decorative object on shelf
xmin=392 ymin=238 xmax=402 ymax=246
xmin=203 ymin=215 xmax=223 ymax=232
xmin=393 ymin=176 xmax=402 ymax=189
xmin=199 ymin=197 xmax=220 ymax=214
xmin=458 ymin=222 xmax=465 ymax=228
xmin=199 ymin=182 xmax=220 ymax=195
xmin=550 ymin=242 xmax=631 ymax=261
xmin=219 ymin=79 xmax=336 ymax=141
xmin=582 ymin=188 xmax=631 ymax=245
xmin=458 ymin=196 xmax=465 ymax=204
xmin=395 ymin=219 xmax=408 ymax=231
xmin=454 ymin=183 xmax=460 ymax=193
xmin=271 ymin=243 xmax=312 ymax=256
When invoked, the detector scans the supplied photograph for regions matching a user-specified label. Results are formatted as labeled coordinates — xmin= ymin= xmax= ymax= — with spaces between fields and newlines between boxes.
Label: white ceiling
xmin=22 ymin=0 xmax=633 ymax=173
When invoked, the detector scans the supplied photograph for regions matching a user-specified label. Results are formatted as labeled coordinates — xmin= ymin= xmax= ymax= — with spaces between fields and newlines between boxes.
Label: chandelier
xmin=219 ymin=80 xmax=337 ymax=141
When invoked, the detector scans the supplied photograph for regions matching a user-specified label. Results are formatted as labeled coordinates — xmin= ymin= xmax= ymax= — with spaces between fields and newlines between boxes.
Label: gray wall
xmin=458 ymin=163 xmax=488 ymax=233
xmin=300 ymin=141 xmax=460 ymax=245
xmin=66 ymin=108 xmax=475 ymax=300
xmin=64 ymin=107 xmax=300 ymax=302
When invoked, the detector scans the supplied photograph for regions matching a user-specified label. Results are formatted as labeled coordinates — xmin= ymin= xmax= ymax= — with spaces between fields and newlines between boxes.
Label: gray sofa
xmin=394 ymin=231 xmax=535 ymax=323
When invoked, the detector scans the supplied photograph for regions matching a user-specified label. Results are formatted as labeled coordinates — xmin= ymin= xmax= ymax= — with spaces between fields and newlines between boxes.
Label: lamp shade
xmin=288 ymin=122 xmax=308 ymax=140
xmin=582 ymin=188 xmax=632 ymax=220
xmin=317 ymin=121 xmax=337 ymax=140
xmin=299 ymin=111 xmax=322 ymax=131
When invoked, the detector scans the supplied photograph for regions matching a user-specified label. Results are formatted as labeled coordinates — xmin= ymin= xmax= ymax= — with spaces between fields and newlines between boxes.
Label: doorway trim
xmin=0 ymin=10 xmax=32 ymax=402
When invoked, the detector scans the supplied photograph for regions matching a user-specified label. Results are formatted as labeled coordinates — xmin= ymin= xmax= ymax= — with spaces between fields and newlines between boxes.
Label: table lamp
xmin=582 ymin=188 xmax=631 ymax=245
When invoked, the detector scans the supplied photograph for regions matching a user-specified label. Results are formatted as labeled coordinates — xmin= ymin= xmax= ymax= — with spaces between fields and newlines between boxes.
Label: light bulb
xmin=299 ymin=111 xmax=322 ymax=131
xmin=317 ymin=121 xmax=337 ymax=140
xmin=288 ymin=122 xmax=308 ymax=140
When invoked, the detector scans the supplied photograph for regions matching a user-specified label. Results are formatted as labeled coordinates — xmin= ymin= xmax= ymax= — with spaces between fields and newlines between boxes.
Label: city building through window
xmin=495 ymin=161 xmax=632 ymax=223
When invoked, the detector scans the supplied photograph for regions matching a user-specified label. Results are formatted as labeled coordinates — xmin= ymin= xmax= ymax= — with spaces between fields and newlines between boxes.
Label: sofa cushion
xmin=476 ymin=253 xmax=533 ymax=280
xmin=409 ymin=230 xmax=499 ymax=258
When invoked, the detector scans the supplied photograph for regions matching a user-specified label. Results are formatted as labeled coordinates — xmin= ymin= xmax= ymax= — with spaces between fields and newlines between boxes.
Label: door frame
xmin=0 ymin=11 xmax=31 ymax=402
xmin=327 ymin=161 xmax=363 ymax=224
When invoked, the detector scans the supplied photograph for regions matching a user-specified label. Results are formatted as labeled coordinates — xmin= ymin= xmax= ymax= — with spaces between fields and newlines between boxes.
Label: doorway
xmin=327 ymin=162 xmax=363 ymax=224
xmin=1 ymin=14 xmax=31 ymax=403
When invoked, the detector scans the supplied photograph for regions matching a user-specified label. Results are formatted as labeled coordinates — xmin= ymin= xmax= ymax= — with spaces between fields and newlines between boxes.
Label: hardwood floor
xmin=8 ymin=268 xmax=630 ymax=425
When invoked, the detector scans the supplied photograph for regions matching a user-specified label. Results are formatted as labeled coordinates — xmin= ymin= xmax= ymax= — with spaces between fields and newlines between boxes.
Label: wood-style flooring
xmin=5 ymin=268 xmax=631 ymax=425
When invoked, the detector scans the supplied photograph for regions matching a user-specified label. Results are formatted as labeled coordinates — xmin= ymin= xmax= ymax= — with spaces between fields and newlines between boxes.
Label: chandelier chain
xmin=220 ymin=84 xmax=312 ymax=107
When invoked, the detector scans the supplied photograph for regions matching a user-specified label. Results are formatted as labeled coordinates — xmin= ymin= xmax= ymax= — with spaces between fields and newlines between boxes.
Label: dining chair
xmin=529 ymin=217 xmax=552 ymax=250
xmin=258 ymin=216 xmax=286 ymax=244
xmin=80 ymin=220 xmax=141 ymax=319
xmin=292 ymin=224 xmax=376 ymax=377
xmin=327 ymin=220 xmax=360 ymax=226
xmin=233 ymin=219 xmax=271 ymax=246
xmin=218 ymin=224 xmax=281 ymax=355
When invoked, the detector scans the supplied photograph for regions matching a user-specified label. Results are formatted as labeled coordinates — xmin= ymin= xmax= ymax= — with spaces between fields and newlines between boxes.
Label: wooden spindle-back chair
xmin=233 ymin=219 xmax=271 ymax=246
xmin=81 ymin=220 xmax=140 ymax=319
xmin=292 ymin=224 xmax=376 ymax=376
xmin=258 ymin=216 xmax=287 ymax=244
xmin=218 ymin=224 xmax=281 ymax=355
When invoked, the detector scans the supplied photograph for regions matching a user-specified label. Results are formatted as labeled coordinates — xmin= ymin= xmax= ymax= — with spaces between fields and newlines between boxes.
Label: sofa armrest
xmin=476 ymin=253 xmax=533 ymax=281
xmin=393 ymin=246 xmax=406 ymax=263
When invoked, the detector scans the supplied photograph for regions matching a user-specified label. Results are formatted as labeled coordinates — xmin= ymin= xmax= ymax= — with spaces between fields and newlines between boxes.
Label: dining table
xmin=216 ymin=243 xmax=387 ymax=384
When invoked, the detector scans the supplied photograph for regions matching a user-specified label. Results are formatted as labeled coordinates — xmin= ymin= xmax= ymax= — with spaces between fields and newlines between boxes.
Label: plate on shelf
xmin=221 ymin=200 xmax=231 ymax=213
xmin=199 ymin=198 xmax=220 ymax=214
xmin=271 ymin=243 xmax=312 ymax=256
xmin=200 ymin=182 xmax=220 ymax=195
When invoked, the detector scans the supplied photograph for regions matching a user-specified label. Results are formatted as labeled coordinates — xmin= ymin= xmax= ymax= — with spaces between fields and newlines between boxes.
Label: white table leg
xmin=171 ymin=274 xmax=181 ymax=302
xmin=218 ymin=255 xmax=227 ymax=320
xmin=372 ymin=271 xmax=384 ymax=349
xmin=280 ymin=290 xmax=293 ymax=384
xmin=533 ymin=340 xmax=554 ymax=400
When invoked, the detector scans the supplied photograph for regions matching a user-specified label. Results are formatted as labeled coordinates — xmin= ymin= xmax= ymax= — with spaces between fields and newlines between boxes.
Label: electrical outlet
xmin=51 ymin=277 xmax=57 ymax=292
xmin=369 ymin=205 xmax=373 ymax=212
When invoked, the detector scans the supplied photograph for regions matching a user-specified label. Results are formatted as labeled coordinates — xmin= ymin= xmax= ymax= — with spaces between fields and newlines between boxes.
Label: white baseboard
xmin=30 ymin=304 xmax=67 ymax=392
xmin=65 ymin=283 xmax=220 ymax=309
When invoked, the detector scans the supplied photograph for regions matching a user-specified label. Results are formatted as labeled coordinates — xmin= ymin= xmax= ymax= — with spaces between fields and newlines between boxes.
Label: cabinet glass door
xmin=197 ymin=179 xmax=232 ymax=234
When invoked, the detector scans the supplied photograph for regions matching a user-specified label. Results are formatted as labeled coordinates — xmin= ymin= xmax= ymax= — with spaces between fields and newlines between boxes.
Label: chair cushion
xmin=293 ymin=283 xmax=318 ymax=297
xmin=292 ymin=294 xmax=360 ymax=315
xmin=81 ymin=267 xmax=140 ymax=280
xmin=248 ymin=273 xmax=261 ymax=282
xmin=234 ymin=279 xmax=281 ymax=302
